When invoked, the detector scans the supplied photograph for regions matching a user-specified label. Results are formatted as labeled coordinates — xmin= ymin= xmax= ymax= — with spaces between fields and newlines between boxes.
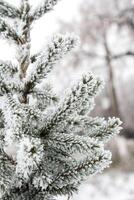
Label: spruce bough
xmin=0 ymin=0 xmax=122 ymax=199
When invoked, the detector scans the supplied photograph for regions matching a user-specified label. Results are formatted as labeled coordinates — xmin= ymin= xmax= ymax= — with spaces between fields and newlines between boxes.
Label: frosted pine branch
xmin=0 ymin=148 xmax=15 ymax=195
xmin=20 ymin=0 xmax=31 ymax=23
xmin=0 ymin=19 xmax=22 ymax=44
xmin=16 ymin=137 xmax=44 ymax=183
xmin=0 ymin=80 xmax=21 ymax=96
xmin=62 ymin=116 xmax=122 ymax=142
xmin=40 ymin=73 xmax=103 ymax=136
xmin=0 ymin=61 xmax=22 ymax=95
xmin=45 ymin=150 xmax=111 ymax=196
xmin=31 ymin=0 xmax=60 ymax=21
xmin=60 ymin=73 xmax=103 ymax=116
xmin=32 ymin=84 xmax=58 ymax=110
xmin=0 ymin=62 xmax=21 ymax=95
xmin=44 ymin=132 xmax=101 ymax=154
xmin=83 ymin=117 xmax=123 ymax=142
xmin=1 ymin=95 xmax=41 ymax=144
xmin=0 ymin=0 xmax=20 ymax=18
xmin=0 ymin=0 xmax=122 ymax=199
xmin=25 ymin=34 xmax=78 ymax=93
xmin=1 ymin=187 xmax=55 ymax=200
xmin=0 ymin=61 xmax=18 ymax=75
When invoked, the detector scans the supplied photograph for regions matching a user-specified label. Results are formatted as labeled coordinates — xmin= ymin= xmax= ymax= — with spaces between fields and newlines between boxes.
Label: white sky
xmin=0 ymin=0 xmax=81 ymax=59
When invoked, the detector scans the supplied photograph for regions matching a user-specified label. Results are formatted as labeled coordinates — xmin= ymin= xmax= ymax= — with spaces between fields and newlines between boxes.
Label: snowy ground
xmin=56 ymin=171 xmax=134 ymax=200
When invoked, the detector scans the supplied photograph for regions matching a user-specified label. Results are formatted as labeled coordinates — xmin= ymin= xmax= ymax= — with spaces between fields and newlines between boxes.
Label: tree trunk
xmin=104 ymin=36 xmax=120 ymax=117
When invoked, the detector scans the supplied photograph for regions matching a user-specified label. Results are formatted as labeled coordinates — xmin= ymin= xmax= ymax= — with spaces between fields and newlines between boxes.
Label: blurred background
xmin=56 ymin=1 xmax=134 ymax=199
xmin=1 ymin=0 xmax=134 ymax=199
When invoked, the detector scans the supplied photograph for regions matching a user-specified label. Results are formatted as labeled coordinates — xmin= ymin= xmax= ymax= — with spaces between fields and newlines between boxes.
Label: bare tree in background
xmin=59 ymin=0 xmax=134 ymax=131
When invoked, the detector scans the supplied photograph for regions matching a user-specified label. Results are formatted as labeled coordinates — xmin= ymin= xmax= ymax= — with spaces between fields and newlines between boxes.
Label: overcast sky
xmin=0 ymin=0 xmax=81 ymax=59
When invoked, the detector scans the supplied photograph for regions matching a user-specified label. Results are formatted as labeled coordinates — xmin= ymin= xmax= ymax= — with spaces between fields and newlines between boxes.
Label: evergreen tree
xmin=0 ymin=0 xmax=122 ymax=199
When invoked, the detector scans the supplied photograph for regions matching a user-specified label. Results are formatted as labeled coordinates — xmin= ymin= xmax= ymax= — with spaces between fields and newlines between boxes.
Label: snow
xmin=56 ymin=172 xmax=134 ymax=200
xmin=16 ymin=137 xmax=44 ymax=184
